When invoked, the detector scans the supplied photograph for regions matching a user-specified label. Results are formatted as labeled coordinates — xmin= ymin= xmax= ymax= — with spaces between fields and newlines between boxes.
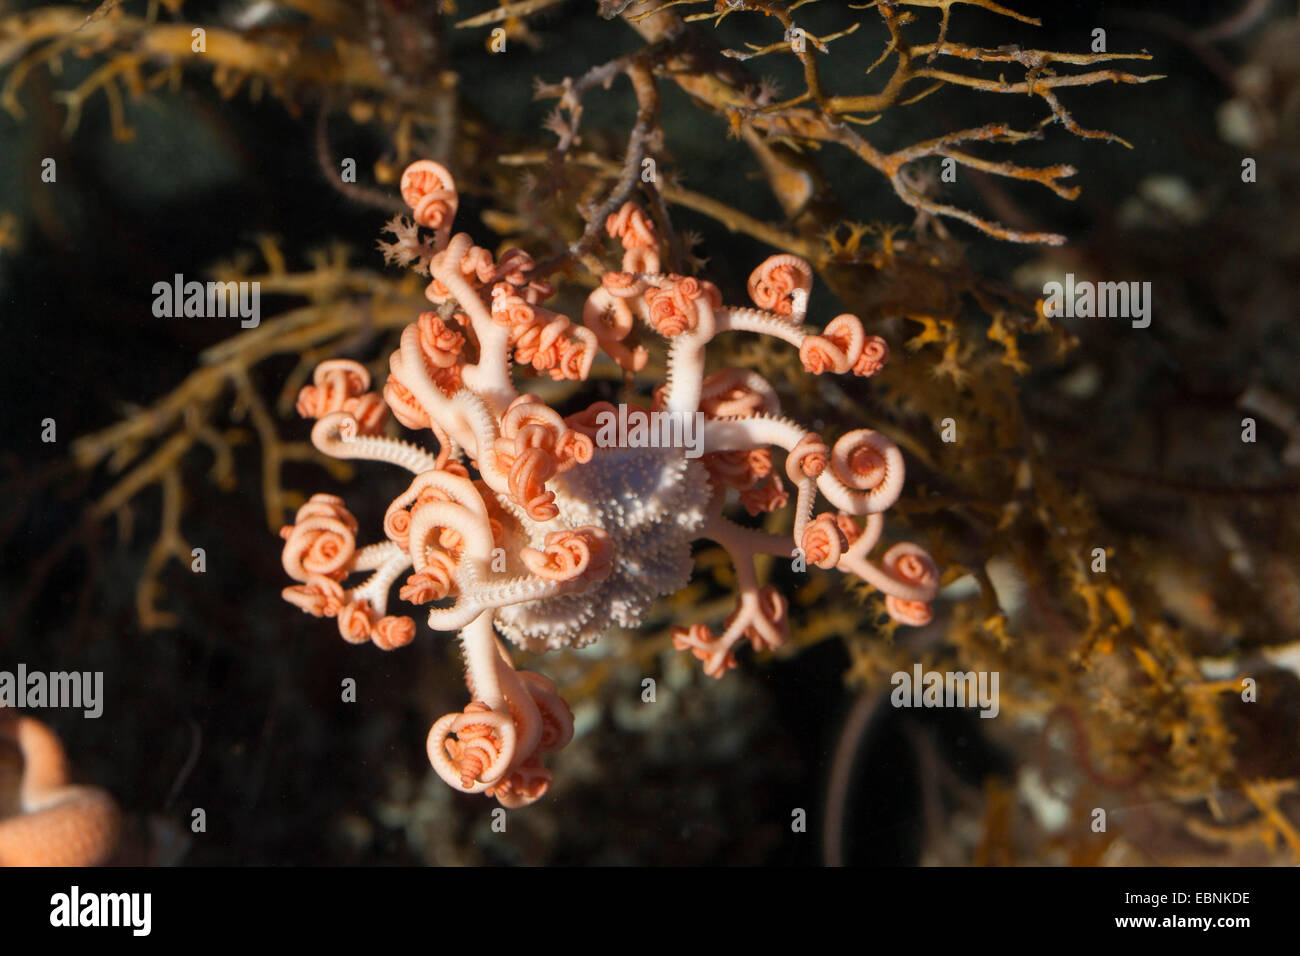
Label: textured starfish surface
xmin=278 ymin=160 xmax=940 ymax=806
xmin=0 ymin=715 xmax=120 ymax=866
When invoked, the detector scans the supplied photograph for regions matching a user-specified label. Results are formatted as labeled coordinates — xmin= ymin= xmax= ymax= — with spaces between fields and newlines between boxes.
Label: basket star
xmin=0 ymin=715 xmax=119 ymax=866
xmin=278 ymin=160 xmax=939 ymax=806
